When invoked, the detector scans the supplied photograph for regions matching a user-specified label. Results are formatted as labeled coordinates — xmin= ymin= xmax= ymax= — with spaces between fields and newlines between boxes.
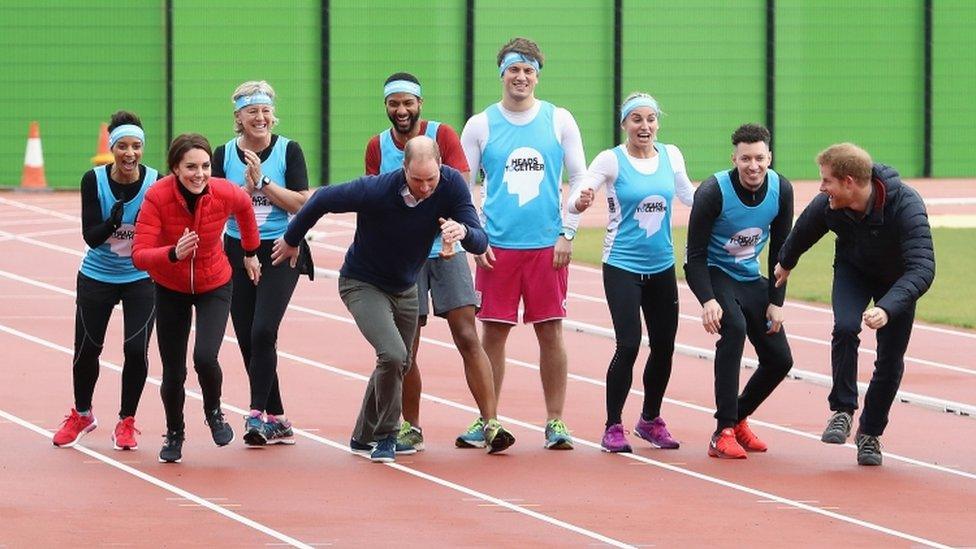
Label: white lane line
xmin=0 ymin=272 xmax=963 ymax=548
xmin=5 ymin=193 xmax=972 ymax=342
xmin=0 ymin=322 xmax=952 ymax=549
xmin=0 ymin=323 xmax=637 ymax=549
xmin=0 ymin=408 xmax=314 ymax=549
xmin=566 ymin=290 xmax=976 ymax=378
xmin=3 ymin=264 xmax=973 ymax=480
xmin=567 ymin=262 xmax=976 ymax=341
xmin=562 ymin=317 xmax=976 ymax=418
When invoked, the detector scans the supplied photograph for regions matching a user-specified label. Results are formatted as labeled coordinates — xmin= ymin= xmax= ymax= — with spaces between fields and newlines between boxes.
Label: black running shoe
xmin=821 ymin=411 xmax=853 ymax=444
xmin=856 ymin=433 xmax=883 ymax=466
xmin=159 ymin=430 xmax=184 ymax=463
xmin=205 ymin=408 xmax=234 ymax=446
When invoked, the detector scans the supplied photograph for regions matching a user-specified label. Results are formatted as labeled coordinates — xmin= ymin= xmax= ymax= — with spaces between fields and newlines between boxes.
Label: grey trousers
xmin=339 ymin=276 xmax=419 ymax=443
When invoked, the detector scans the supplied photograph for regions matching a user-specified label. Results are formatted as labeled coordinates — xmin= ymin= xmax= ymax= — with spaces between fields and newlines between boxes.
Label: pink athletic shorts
xmin=475 ymin=246 xmax=568 ymax=324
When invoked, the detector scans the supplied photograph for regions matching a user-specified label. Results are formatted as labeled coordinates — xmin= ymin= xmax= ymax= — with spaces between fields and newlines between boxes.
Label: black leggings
xmin=710 ymin=267 xmax=793 ymax=430
xmin=225 ymin=236 xmax=300 ymax=415
xmin=73 ymin=273 xmax=155 ymax=418
xmin=603 ymin=263 xmax=678 ymax=426
xmin=155 ymin=281 xmax=232 ymax=432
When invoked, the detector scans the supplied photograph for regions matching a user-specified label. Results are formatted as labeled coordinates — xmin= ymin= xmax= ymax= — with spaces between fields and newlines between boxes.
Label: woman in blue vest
xmin=53 ymin=110 xmax=159 ymax=451
xmin=569 ymin=93 xmax=695 ymax=453
xmin=213 ymin=80 xmax=311 ymax=446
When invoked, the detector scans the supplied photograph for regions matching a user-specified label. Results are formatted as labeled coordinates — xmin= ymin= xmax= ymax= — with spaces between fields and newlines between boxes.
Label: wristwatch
xmin=560 ymin=227 xmax=577 ymax=241
xmin=256 ymin=175 xmax=271 ymax=190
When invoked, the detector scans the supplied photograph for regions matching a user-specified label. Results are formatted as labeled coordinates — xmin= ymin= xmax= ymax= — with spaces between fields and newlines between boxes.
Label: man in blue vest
xmin=685 ymin=123 xmax=795 ymax=459
xmin=364 ymin=72 xmax=513 ymax=455
xmin=460 ymin=37 xmax=588 ymax=450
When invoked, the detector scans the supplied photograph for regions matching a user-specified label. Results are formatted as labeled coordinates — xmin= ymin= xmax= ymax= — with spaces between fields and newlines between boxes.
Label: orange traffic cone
xmin=91 ymin=123 xmax=113 ymax=166
xmin=20 ymin=121 xmax=49 ymax=191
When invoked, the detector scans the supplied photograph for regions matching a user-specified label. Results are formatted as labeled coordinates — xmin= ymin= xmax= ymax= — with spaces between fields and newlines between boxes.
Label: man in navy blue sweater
xmin=272 ymin=136 xmax=491 ymax=462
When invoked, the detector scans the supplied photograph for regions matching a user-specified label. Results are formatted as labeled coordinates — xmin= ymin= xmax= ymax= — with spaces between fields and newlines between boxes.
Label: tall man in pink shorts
xmin=459 ymin=37 xmax=587 ymax=449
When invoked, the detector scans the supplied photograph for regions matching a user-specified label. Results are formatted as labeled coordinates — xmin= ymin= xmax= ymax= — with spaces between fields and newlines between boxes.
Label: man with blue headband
xmin=685 ymin=123 xmax=795 ymax=460
xmin=365 ymin=72 xmax=515 ymax=455
xmin=459 ymin=37 xmax=588 ymax=450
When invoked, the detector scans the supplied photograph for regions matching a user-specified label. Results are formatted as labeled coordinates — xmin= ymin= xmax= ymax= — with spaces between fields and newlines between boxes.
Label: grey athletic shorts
xmin=416 ymin=253 xmax=478 ymax=324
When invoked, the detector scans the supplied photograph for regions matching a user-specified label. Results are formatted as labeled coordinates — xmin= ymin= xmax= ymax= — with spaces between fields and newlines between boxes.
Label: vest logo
xmin=724 ymin=227 xmax=763 ymax=263
xmin=252 ymin=193 xmax=272 ymax=207
xmin=503 ymin=147 xmax=546 ymax=206
xmin=109 ymin=223 xmax=136 ymax=257
xmin=633 ymin=195 xmax=667 ymax=237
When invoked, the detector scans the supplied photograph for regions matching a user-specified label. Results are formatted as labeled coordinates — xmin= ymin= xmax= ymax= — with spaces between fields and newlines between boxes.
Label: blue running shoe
xmin=455 ymin=417 xmax=486 ymax=448
xmin=371 ymin=436 xmax=396 ymax=463
xmin=544 ymin=419 xmax=574 ymax=450
xmin=265 ymin=418 xmax=295 ymax=446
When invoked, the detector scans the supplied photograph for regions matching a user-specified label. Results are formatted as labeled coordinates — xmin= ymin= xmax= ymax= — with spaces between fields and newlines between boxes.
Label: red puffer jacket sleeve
xmin=132 ymin=183 xmax=174 ymax=272
xmin=230 ymin=184 xmax=260 ymax=251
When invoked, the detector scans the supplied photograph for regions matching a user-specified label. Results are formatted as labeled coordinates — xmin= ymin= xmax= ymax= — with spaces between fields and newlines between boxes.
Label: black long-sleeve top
xmin=80 ymin=165 xmax=157 ymax=249
xmin=684 ymin=169 xmax=794 ymax=306
xmin=778 ymin=163 xmax=934 ymax=318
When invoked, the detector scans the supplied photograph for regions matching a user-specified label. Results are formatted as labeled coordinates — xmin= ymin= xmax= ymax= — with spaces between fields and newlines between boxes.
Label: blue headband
xmin=384 ymin=80 xmax=422 ymax=99
xmin=498 ymin=52 xmax=541 ymax=77
xmin=108 ymin=124 xmax=145 ymax=148
xmin=619 ymin=96 xmax=661 ymax=123
xmin=234 ymin=93 xmax=274 ymax=111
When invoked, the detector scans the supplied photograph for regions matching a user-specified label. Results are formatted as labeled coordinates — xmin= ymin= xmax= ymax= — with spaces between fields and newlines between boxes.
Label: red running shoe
xmin=708 ymin=428 xmax=747 ymax=459
xmin=733 ymin=419 xmax=767 ymax=452
xmin=53 ymin=408 xmax=97 ymax=447
xmin=112 ymin=416 xmax=141 ymax=450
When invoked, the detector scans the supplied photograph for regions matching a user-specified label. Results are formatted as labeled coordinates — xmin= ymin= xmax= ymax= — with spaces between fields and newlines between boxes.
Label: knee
xmin=192 ymin=350 xmax=220 ymax=373
xmin=608 ymin=345 xmax=640 ymax=373
xmin=832 ymin=319 xmax=862 ymax=341
xmin=377 ymin=346 xmax=409 ymax=371
xmin=718 ymin=317 xmax=746 ymax=343
xmin=250 ymin=322 xmax=278 ymax=349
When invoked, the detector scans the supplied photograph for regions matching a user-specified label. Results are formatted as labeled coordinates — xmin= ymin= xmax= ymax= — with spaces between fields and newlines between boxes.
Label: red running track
xmin=0 ymin=191 xmax=973 ymax=548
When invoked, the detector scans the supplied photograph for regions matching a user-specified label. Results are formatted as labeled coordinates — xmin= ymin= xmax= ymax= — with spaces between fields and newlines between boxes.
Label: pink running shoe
xmin=112 ymin=416 xmax=141 ymax=450
xmin=53 ymin=409 xmax=97 ymax=448
xmin=634 ymin=416 xmax=680 ymax=449
xmin=601 ymin=423 xmax=632 ymax=453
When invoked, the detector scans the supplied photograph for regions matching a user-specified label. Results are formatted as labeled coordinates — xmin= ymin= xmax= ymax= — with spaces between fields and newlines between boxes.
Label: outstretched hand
xmin=271 ymin=237 xmax=299 ymax=268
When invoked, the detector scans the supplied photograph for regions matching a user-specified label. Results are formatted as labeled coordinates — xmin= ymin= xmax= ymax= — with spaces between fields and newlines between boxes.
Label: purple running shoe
xmin=601 ymin=423 xmax=632 ymax=453
xmin=634 ymin=416 xmax=680 ymax=449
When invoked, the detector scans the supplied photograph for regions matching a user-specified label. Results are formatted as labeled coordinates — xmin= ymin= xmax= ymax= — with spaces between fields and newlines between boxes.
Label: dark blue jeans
xmin=830 ymin=259 xmax=915 ymax=436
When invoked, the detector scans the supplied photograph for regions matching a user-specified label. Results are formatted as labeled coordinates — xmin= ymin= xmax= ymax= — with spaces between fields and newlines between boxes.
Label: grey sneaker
xmin=856 ymin=433 xmax=883 ymax=466
xmin=821 ymin=411 xmax=853 ymax=444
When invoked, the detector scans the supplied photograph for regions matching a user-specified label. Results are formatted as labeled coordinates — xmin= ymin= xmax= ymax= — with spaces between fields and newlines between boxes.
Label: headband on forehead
xmin=108 ymin=124 xmax=145 ymax=148
xmin=619 ymin=96 xmax=661 ymax=123
xmin=234 ymin=93 xmax=274 ymax=111
xmin=384 ymin=80 xmax=422 ymax=99
xmin=498 ymin=52 xmax=541 ymax=77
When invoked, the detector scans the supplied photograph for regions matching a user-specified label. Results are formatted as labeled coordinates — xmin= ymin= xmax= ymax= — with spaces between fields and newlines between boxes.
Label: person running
xmin=213 ymin=81 xmax=312 ymax=447
xmin=569 ymin=93 xmax=694 ymax=453
xmin=459 ymin=37 xmax=587 ymax=450
xmin=775 ymin=143 xmax=935 ymax=466
xmin=365 ymin=72 xmax=513 ymax=454
xmin=685 ymin=123 xmax=794 ymax=459
xmin=133 ymin=133 xmax=261 ymax=464
xmin=272 ymin=136 xmax=493 ymax=462
xmin=52 ymin=111 xmax=159 ymax=451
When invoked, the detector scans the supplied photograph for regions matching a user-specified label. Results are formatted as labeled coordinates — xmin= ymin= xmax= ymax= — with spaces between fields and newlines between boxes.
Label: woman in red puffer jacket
xmin=133 ymin=133 xmax=261 ymax=464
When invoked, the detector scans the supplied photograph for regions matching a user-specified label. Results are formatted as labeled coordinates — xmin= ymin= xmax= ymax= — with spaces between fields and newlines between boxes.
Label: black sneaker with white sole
xmin=159 ymin=430 xmax=184 ymax=463
xmin=205 ymin=408 xmax=234 ymax=446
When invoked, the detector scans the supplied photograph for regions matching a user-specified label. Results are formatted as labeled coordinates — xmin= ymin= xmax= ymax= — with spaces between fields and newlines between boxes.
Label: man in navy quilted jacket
xmin=775 ymin=142 xmax=935 ymax=467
